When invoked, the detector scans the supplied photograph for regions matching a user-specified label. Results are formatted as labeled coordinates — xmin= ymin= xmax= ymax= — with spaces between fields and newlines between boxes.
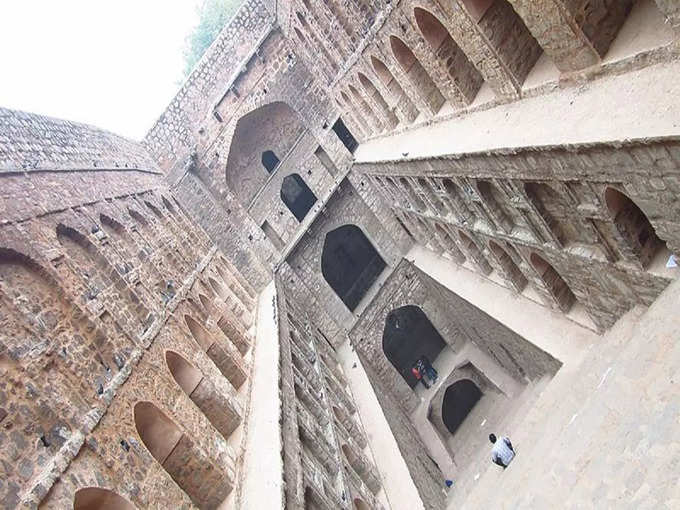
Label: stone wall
xmin=0 ymin=109 xmax=257 ymax=509
xmin=356 ymin=137 xmax=680 ymax=330
xmin=275 ymin=276 xmax=384 ymax=510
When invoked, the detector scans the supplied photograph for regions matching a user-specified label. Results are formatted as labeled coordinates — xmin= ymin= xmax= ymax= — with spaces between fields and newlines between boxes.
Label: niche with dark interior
xmin=382 ymin=305 xmax=447 ymax=388
xmin=321 ymin=224 xmax=386 ymax=310
xmin=332 ymin=117 xmax=359 ymax=153
xmin=281 ymin=173 xmax=318 ymax=222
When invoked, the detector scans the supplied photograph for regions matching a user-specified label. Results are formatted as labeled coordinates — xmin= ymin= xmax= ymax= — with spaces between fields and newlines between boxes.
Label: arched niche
xmin=458 ymin=231 xmax=492 ymax=274
xmin=358 ymin=72 xmax=399 ymax=129
xmin=389 ymin=35 xmax=445 ymax=114
xmin=442 ymin=379 xmax=482 ymax=435
xmin=382 ymin=305 xmax=446 ymax=388
xmin=321 ymin=225 xmax=386 ymax=311
xmin=225 ymin=102 xmax=306 ymax=207
xmin=73 ymin=487 xmax=136 ymax=510
xmin=489 ymin=240 xmax=527 ymax=291
xmin=399 ymin=177 xmax=427 ymax=212
xmin=529 ymin=253 xmax=576 ymax=312
xmin=604 ymin=187 xmax=667 ymax=268
xmin=56 ymin=224 xmax=113 ymax=287
xmin=281 ymin=173 xmax=318 ymax=222
xmin=184 ymin=315 xmax=247 ymax=389
xmin=133 ymin=401 xmax=232 ymax=508
xmin=261 ymin=150 xmax=280 ymax=174
xmin=166 ymin=351 xmax=241 ymax=439
xmin=370 ymin=54 xmax=420 ymax=125
xmin=413 ymin=7 xmax=482 ymax=103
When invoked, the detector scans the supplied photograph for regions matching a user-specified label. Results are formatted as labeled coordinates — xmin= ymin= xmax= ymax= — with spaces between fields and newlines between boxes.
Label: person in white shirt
xmin=489 ymin=433 xmax=515 ymax=468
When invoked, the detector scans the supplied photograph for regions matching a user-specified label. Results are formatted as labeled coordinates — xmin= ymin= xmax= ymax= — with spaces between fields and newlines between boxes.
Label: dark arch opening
xmin=281 ymin=173 xmax=318 ymax=222
xmin=604 ymin=187 xmax=667 ymax=268
xmin=261 ymin=150 xmax=280 ymax=174
xmin=530 ymin=253 xmax=576 ymax=312
xmin=321 ymin=225 xmax=386 ymax=311
xmin=161 ymin=196 xmax=176 ymax=215
xmin=442 ymin=379 xmax=482 ymax=435
xmin=389 ymin=35 xmax=445 ymax=114
xmin=382 ymin=305 xmax=446 ymax=388
xmin=73 ymin=487 xmax=136 ymax=510
xmin=144 ymin=201 xmax=163 ymax=219
xmin=332 ymin=117 xmax=359 ymax=153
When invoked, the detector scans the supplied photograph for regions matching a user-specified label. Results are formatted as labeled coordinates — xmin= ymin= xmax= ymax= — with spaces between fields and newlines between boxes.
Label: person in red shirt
xmin=411 ymin=363 xmax=430 ymax=389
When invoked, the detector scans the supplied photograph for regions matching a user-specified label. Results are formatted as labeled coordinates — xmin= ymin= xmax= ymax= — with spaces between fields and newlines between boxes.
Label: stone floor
xmin=445 ymin=278 xmax=680 ymax=509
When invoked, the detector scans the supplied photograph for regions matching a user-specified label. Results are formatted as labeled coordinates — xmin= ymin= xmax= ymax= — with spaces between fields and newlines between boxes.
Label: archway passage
xmin=489 ymin=240 xmax=527 ymax=291
xmin=261 ymin=150 xmax=280 ymax=173
xmin=321 ymin=225 xmax=386 ymax=311
xmin=185 ymin=315 xmax=247 ymax=389
xmin=133 ymin=401 xmax=232 ymax=508
xmin=332 ymin=117 xmax=359 ymax=153
xmin=382 ymin=305 xmax=446 ymax=388
xmin=281 ymin=174 xmax=318 ymax=222
xmin=530 ymin=253 xmax=576 ymax=312
xmin=73 ymin=488 xmax=136 ymax=510
xmin=604 ymin=187 xmax=667 ymax=267
xmin=442 ymin=379 xmax=482 ymax=435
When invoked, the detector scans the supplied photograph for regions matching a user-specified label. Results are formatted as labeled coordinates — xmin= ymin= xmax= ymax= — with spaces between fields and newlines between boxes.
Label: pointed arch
xmin=604 ymin=187 xmax=667 ymax=268
xmin=382 ymin=305 xmax=447 ymax=388
xmin=133 ymin=401 xmax=232 ymax=507
xmin=489 ymin=240 xmax=527 ymax=291
xmin=529 ymin=253 xmax=577 ymax=312
xmin=281 ymin=173 xmax=318 ymax=222
xmin=442 ymin=379 xmax=482 ymax=435
xmin=184 ymin=315 xmax=247 ymax=389
xmin=358 ymin=72 xmax=399 ymax=129
xmin=321 ymin=225 xmax=386 ymax=311
xmin=166 ymin=351 xmax=241 ymax=438
xmin=349 ymin=84 xmax=383 ymax=132
xmin=413 ymin=7 xmax=483 ymax=104
xmin=389 ymin=36 xmax=445 ymax=114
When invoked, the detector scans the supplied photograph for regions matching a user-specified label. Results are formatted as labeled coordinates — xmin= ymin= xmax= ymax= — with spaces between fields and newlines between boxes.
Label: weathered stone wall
xmin=0 ymin=109 xmax=257 ymax=509
xmin=347 ymin=259 xmax=560 ymax=510
xmin=285 ymin=178 xmax=410 ymax=331
xmin=275 ymin=276 xmax=384 ymax=510
xmin=142 ymin=0 xmax=276 ymax=172
xmin=356 ymin=137 xmax=680 ymax=330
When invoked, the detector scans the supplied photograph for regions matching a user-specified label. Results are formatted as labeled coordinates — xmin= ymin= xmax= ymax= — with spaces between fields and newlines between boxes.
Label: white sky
xmin=0 ymin=1 xmax=202 ymax=140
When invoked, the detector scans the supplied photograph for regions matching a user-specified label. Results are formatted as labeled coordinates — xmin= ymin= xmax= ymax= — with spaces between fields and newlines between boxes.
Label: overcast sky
xmin=0 ymin=1 xmax=201 ymax=140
